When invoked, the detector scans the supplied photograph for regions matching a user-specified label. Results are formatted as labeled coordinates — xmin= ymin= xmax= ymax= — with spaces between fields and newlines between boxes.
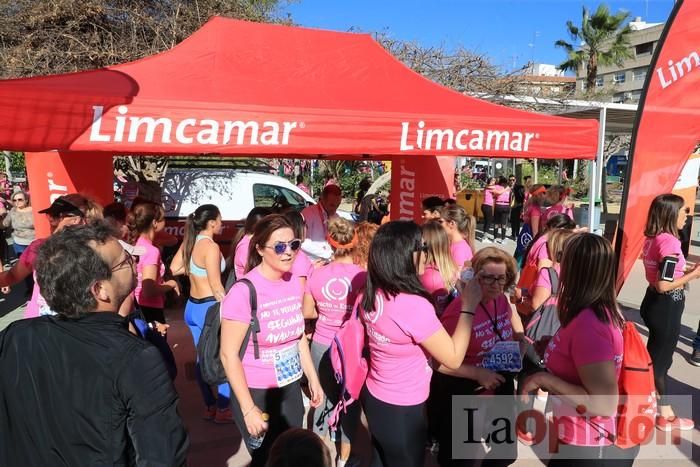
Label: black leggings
xmin=481 ymin=204 xmax=494 ymax=239
xmin=510 ymin=206 xmax=523 ymax=240
xmin=361 ymin=386 xmax=426 ymax=467
xmin=548 ymin=443 xmax=639 ymax=467
xmin=494 ymin=205 xmax=511 ymax=240
xmin=230 ymin=380 xmax=304 ymax=467
xmin=639 ymin=287 xmax=685 ymax=405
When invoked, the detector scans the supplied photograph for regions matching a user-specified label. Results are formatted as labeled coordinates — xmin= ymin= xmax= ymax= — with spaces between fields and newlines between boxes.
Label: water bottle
xmin=248 ymin=412 xmax=270 ymax=450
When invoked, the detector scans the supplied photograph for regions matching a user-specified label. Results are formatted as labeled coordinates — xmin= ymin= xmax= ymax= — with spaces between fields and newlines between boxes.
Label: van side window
xmin=253 ymin=184 xmax=306 ymax=211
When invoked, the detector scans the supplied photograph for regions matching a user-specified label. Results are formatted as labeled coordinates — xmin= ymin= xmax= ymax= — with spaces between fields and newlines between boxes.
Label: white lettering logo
xmin=363 ymin=294 xmax=384 ymax=324
xmin=400 ymin=121 xmax=537 ymax=152
xmin=656 ymin=51 xmax=700 ymax=89
xmin=89 ymin=105 xmax=301 ymax=146
xmin=321 ymin=277 xmax=351 ymax=302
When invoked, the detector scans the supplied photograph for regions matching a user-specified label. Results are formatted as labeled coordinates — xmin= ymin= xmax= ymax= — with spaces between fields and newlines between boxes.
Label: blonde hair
xmin=471 ymin=247 xmax=518 ymax=291
xmin=422 ymin=220 xmax=458 ymax=289
xmin=328 ymin=217 xmax=356 ymax=258
xmin=546 ymin=229 xmax=575 ymax=264
xmin=62 ymin=193 xmax=104 ymax=221
xmin=352 ymin=221 xmax=378 ymax=269
xmin=439 ymin=205 xmax=476 ymax=252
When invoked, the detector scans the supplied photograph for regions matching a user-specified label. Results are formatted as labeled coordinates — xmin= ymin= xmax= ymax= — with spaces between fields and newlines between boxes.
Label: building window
xmin=581 ymin=81 xmax=587 ymax=91
xmin=595 ymin=76 xmax=604 ymax=87
xmin=613 ymin=72 xmax=626 ymax=84
xmin=612 ymin=92 xmax=625 ymax=103
xmin=633 ymin=67 xmax=648 ymax=81
xmin=630 ymin=90 xmax=642 ymax=101
xmin=635 ymin=42 xmax=653 ymax=56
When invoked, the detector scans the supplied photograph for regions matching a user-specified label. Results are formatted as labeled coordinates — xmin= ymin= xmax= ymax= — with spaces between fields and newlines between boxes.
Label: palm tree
xmin=555 ymin=4 xmax=633 ymax=91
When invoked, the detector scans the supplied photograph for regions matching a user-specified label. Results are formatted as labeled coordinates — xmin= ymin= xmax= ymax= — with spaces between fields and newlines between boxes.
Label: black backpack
xmin=523 ymin=267 xmax=561 ymax=368
xmin=197 ymin=278 xmax=260 ymax=385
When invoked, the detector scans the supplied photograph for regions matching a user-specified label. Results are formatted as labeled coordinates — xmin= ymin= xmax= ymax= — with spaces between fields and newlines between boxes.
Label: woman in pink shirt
xmin=360 ymin=221 xmax=479 ymax=467
xmin=544 ymin=185 xmax=575 ymax=224
xmin=420 ymin=220 xmax=459 ymax=316
xmin=521 ymin=234 xmax=635 ymax=465
xmin=303 ymin=218 xmax=366 ymax=466
xmin=523 ymin=185 xmax=548 ymax=237
xmin=439 ymin=205 xmax=476 ymax=270
xmin=230 ymin=207 xmax=272 ymax=281
xmin=481 ymin=177 xmax=503 ymax=243
xmin=435 ymin=247 xmax=523 ymax=466
xmin=220 ymin=214 xmax=323 ymax=467
xmin=127 ymin=201 xmax=180 ymax=324
xmin=493 ymin=176 xmax=512 ymax=244
xmin=639 ymin=194 xmax=700 ymax=431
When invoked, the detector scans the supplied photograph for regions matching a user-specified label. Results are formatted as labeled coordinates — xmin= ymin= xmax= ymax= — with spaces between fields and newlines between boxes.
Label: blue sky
xmin=282 ymin=0 xmax=675 ymax=73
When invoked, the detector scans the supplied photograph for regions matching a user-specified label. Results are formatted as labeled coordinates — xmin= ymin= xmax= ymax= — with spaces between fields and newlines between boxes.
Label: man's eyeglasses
xmin=112 ymin=251 xmax=135 ymax=272
xmin=264 ymin=239 xmax=302 ymax=255
xmin=479 ymin=274 xmax=508 ymax=285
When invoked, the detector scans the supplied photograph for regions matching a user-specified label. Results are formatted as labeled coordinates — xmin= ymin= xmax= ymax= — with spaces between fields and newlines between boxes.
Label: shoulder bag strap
xmin=547 ymin=267 xmax=560 ymax=296
xmin=236 ymin=278 xmax=260 ymax=360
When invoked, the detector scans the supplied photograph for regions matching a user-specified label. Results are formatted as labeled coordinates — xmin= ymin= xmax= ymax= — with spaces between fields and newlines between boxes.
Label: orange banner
xmin=616 ymin=0 xmax=700 ymax=289
xmin=25 ymin=151 xmax=114 ymax=237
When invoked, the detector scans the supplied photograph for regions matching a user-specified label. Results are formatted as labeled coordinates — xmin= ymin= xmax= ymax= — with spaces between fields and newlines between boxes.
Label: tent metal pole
xmin=589 ymin=106 xmax=607 ymax=231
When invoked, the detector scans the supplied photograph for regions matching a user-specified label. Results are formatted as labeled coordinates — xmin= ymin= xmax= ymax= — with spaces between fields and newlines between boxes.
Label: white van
xmin=161 ymin=169 xmax=316 ymax=248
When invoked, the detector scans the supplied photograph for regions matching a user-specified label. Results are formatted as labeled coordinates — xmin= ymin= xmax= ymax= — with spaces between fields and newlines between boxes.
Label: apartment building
xmin=576 ymin=18 xmax=664 ymax=103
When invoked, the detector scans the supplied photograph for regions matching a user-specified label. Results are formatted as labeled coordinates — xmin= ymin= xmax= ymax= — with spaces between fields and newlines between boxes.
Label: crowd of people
xmin=0 ymin=181 xmax=698 ymax=467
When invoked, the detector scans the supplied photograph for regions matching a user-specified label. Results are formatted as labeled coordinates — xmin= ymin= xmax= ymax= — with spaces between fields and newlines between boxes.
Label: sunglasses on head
xmin=265 ymin=239 xmax=302 ymax=255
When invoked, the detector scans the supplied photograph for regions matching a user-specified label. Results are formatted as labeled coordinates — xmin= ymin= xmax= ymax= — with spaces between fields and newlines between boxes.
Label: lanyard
xmin=479 ymin=300 xmax=504 ymax=341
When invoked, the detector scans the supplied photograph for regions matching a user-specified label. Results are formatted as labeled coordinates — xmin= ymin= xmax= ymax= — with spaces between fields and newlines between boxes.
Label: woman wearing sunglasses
xmin=221 ymin=214 xmax=323 ymax=467
xmin=434 ymin=247 xmax=521 ymax=466
xmin=0 ymin=190 xmax=34 ymax=257
xmin=360 ymin=221 xmax=478 ymax=467
xmin=303 ymin=217 xmax=365 ymax=467
xmin=170 ymin=204 xmax=230 ymax=423
xmin=639 ymin=194 xmax=700 ymax=431
xmin=0 ymin=193 xmax=102 ymax=318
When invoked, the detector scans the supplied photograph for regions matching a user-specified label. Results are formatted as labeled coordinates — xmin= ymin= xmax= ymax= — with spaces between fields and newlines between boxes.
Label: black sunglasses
xmin=265 ymin=239 xmax=302 ymax=255
xmin=479 ymin=274 xmax=508 ymax=285
xmin=12 ymin=198 xmax=25 ymax=202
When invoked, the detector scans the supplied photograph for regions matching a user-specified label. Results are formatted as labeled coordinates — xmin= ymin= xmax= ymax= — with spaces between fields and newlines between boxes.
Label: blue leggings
xmin=184 ymin=297 xmax=231 ymax=410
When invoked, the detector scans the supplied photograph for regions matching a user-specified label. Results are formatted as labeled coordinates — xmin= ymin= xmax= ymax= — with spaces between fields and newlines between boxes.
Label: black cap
xmin=38 ymin=196 xmax=84 ymax=218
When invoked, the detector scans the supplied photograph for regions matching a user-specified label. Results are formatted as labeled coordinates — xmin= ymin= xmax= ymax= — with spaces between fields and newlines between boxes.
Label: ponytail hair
xmin=182 ymin=204 xmax=221 ymax=274
xmin=439 ymin=205 xmax=476 ymax=253
xmin=126 ymin=201 xmax=164 ymax=244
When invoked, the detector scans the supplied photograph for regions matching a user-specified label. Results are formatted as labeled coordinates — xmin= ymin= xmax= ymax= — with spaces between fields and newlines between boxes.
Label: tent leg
xmin=589 ymin=106 xmax=607 ymax=232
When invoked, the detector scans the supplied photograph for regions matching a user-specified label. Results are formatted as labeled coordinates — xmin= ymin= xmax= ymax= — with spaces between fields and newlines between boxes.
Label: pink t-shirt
xmin=545 ymin=203 xmax=574 ymax=222
xmin=523 ymin=204 xmax=544 ymax=224
xmin=495 ymin=187 xmax=511 ymax=205
xmin=306 ymin=262 xmax=366 ymax=346
xmin=221 ymin=267 xmax=305 ymax=389
xmin=291 ymin=250 xmax=314 ymax=278
xmin=21 ymin=238 xmax=49 ymax=319
xmin=134 ymin=237 xmax=165 ymax=309
xmin=545 ymin=308 xmax=623 ymax=446
xmin=483 ymin=187 xmax=495 ymax=206
xmin=363 ymin=292 xmax=443 ymax=406
xmin=441 ymin=294 xmax=513 ymax=367
xmin=534 ymin=265 xmax=560 ymax=293
xmin=234 ymin=234 xmax=252 ymax=278
xmin=526 ymin=234 xmax=550 ymax=265
xmin=420 ymin=265 xmax=453 ymax=316
xmin=450 ymin=239 xmax=473 ymax=269
xmin=642 ymin=233 xmax=686 ymax=285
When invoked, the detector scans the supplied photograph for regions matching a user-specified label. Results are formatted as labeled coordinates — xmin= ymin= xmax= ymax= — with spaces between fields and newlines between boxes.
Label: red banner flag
xmin=616 ymin=0 xmax=700 ymax=289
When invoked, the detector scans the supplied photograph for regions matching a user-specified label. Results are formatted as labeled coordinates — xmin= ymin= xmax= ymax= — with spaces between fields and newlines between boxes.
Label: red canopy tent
xmin=0 ymin=17 xmax=598 ymax=235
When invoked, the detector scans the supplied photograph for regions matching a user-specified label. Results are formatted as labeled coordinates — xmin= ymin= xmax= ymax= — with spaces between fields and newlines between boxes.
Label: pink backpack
xmin=328 ymin=304 xmax=369 ymax=431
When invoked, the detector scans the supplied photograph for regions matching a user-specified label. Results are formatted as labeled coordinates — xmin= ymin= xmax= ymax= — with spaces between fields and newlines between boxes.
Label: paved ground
xmin=1 ymin=239 xmax=699 ymax=466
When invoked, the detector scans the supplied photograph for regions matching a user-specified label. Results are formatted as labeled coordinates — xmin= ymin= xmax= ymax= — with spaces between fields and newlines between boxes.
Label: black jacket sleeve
xmin=118 ymin=344 xmax=189 ymax=466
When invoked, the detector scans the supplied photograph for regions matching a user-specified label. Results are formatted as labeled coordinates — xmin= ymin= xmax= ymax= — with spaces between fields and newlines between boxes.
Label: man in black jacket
xmin=0 ymin=221 xmax=189 ymax=466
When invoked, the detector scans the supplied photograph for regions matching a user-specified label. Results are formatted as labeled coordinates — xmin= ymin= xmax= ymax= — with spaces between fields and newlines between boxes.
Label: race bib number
xmin=482 ymin=341 xmax=522 ymax=372
xmin=273 ymin=345 xmax=303 ymax=387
